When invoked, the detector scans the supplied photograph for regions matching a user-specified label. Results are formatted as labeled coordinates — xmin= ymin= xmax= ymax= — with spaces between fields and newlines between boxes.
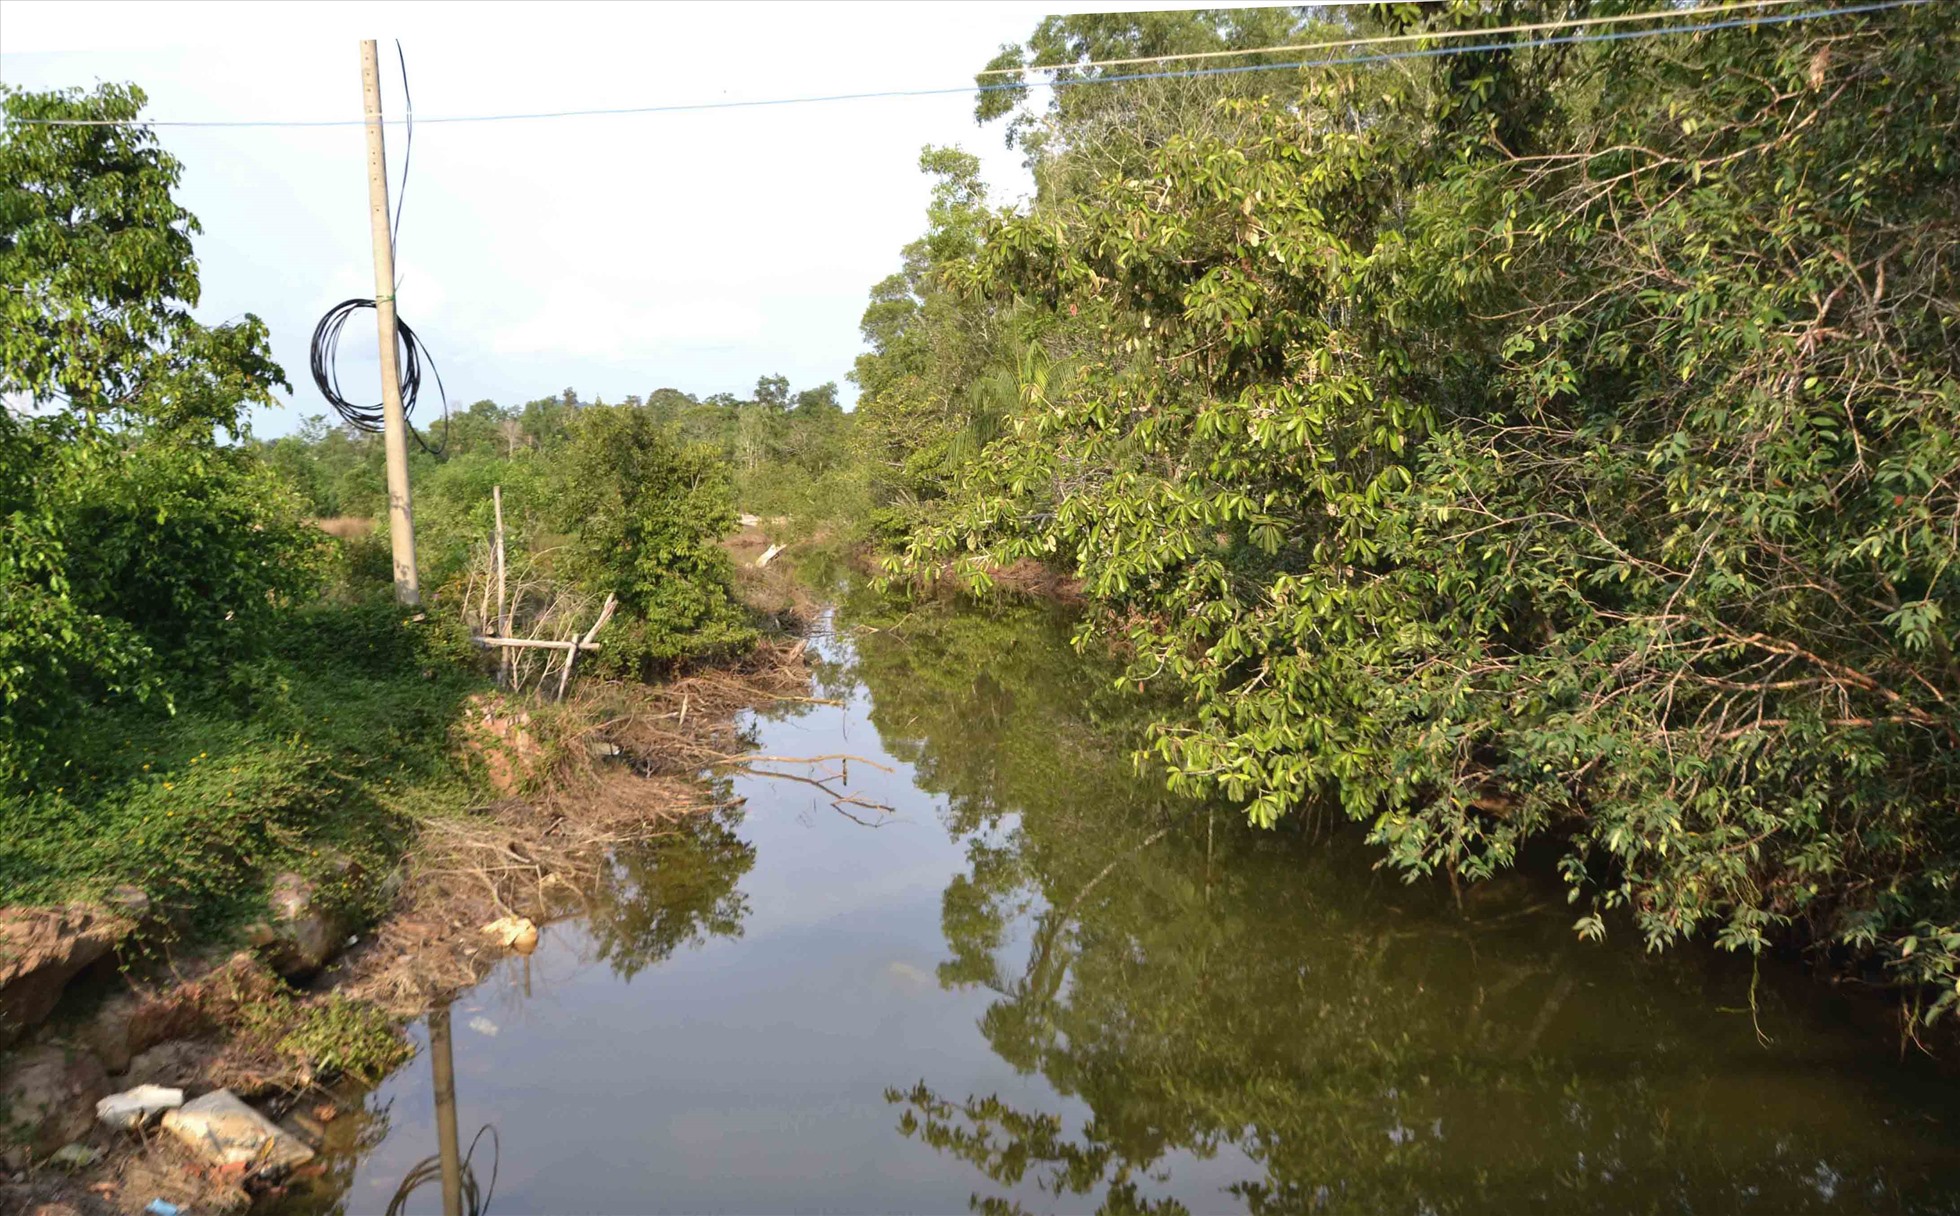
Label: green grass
xmin=0 ymin=598 xmax=489 ymax=937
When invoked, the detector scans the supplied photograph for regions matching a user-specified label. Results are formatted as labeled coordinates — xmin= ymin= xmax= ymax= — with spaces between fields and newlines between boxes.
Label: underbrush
xmin=201 ymin=954 xmax=411 ymax=1084
xmin=0 ymin=598 xmax=488 ymax=937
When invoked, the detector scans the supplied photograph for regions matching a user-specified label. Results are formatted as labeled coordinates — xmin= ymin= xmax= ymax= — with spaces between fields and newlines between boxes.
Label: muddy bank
xmin=0 ymin=633 xmax=813 ymax=1216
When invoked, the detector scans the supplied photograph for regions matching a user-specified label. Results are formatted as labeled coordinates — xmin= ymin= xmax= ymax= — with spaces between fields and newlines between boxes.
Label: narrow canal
xmin=281 ymin=588 xmax=1960 ymax=1214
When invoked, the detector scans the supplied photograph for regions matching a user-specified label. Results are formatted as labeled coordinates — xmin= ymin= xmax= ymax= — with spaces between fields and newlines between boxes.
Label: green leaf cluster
xmin=554 ymin=402 xmax=757 ymax=672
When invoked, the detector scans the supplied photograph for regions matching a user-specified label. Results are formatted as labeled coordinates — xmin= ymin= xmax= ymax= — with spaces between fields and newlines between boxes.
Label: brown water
xmin=278 ymin=589 xmax=1960 ymax=1214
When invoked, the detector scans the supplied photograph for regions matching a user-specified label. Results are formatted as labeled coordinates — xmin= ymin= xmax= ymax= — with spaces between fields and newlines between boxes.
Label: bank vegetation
xmin=847 ymin=2 xmax=1960 ymax=1028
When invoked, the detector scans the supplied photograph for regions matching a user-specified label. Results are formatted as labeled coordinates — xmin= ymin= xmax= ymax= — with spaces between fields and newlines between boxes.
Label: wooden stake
xmin=493 ymin=484 xmax=508 ymax=686
xmin=360 ymin=39 xmax=420 ymax=606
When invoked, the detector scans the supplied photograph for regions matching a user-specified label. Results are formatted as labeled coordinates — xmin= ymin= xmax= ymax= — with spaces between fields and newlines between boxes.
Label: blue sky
xmin=2 ymin=1 xmax=1266 ymax=437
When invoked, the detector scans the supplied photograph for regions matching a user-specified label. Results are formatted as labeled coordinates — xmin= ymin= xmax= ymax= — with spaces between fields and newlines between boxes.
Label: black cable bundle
xmin=310 ymin=40 xmax=449 ymax=454
xmin=308 ymin=298 xmax=448 ymax=454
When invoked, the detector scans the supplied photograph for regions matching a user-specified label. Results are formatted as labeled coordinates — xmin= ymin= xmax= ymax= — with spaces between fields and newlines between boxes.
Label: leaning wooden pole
xmin=555 ymin=593 xmax=618 ymax=702
xmin=359 ymin=39 xmax=419 ymax=605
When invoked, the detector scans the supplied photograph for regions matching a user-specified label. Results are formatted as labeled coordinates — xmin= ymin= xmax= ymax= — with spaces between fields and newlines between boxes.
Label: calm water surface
xmin=282 ymin=592 xmax=1960 ymax=1214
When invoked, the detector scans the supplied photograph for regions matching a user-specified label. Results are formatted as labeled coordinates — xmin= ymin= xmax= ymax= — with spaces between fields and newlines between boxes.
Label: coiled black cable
xmin=310 ymin=41 xmax=449 ymax=455
xmin=384 ymin=1123 xmax=499 ymax=1216
xmin=308 ymin=298 xmax=449 ymax=454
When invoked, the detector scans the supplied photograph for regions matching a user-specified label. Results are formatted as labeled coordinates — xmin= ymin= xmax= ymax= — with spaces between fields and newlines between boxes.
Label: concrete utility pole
xmin=360 ymin=39 xmax=420 ymax=605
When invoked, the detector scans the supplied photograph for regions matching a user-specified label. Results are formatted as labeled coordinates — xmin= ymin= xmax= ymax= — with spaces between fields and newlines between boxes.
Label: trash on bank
xmin=480 ymin=915 xmax=538 ymax=954
xmin=96 ymin=1083 xmax=185 ymax=1131
xmin=160 ymin=1089 xmax=315 ymax=1171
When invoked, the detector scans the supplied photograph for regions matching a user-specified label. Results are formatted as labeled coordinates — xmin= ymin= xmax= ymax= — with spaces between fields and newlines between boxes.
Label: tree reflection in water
xmin=836 ymin=591 xmax=1960 ymax=1216
xmin=585 ymin=804 xmax=756 ymax=981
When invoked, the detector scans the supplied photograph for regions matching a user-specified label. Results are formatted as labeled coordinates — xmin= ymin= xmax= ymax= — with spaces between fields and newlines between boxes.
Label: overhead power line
xmin=1 ymin=0 xmax=1925 ymax=130
xmin=975 ymin=0 xmax=1816 ymax=78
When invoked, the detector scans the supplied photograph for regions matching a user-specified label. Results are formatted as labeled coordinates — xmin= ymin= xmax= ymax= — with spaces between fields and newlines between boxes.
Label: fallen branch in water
xmin=710 ymin=753 xmax=895 ymax=773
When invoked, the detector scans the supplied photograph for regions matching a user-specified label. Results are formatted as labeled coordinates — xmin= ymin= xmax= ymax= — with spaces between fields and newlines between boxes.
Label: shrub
xmin=554 ymin=403 xmax=756 ymax=672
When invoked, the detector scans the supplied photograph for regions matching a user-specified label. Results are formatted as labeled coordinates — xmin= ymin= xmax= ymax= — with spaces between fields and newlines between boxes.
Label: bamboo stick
xmin=555 ymin=593 xmax=618 ymax=701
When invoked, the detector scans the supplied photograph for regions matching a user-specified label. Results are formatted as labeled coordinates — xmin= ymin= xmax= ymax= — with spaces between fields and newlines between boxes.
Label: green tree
xmin=554 ymin=403 xmax=755 ymax=671
xmin=975 ymin=7 xmax=1329 ymax=202
xmin=880 ymin=4 xmax=1960 ymax=1018
xmin=2 ymin=83 xmax=313 ymax=781
xmin=850 ymin=147 xmax=1032 ymax=543
xmin=753 ymin=374 xmax=790 ymax=412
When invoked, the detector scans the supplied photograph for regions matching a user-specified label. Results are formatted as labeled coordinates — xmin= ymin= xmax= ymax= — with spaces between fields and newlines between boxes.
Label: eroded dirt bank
xmin=0 ymin=616 xmax=815 ymax=1215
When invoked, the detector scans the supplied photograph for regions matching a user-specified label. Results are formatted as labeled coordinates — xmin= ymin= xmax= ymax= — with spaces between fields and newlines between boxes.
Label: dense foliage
xmin=856 ymin=4 xmax=1960 ymax=1018
xmin=1 ymin=83 xmax=319 ymax=785
xmin=260 ymin=374 xmax=856 ymax=669
xmin=556 ymin=402 xmax=756 ymax=671
xmin=0 ymin=83 xmax=509 ymax=932
xmin=264 ymin=375 xmax=862 ymax=562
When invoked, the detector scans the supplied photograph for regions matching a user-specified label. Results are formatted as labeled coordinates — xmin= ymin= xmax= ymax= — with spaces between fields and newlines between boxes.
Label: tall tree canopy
xmin=856 ymin=3 xmax=1960 ymax=1019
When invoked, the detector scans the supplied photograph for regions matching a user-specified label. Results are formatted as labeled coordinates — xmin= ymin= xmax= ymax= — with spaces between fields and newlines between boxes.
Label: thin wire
xmin=352 ymin=1 xmax=1938 ymax=125
xmin=390 ymin=38 xmax=412 ymax=260
xmin=977 ymin=0 xmax=1813 ymax=77
xmin=1 ymin=0 xmax=1924 ymax=129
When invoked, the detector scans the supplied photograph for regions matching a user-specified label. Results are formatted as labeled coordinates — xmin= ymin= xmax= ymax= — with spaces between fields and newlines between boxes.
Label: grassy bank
xmin=0 ymin=599 xmax=486 ymax=940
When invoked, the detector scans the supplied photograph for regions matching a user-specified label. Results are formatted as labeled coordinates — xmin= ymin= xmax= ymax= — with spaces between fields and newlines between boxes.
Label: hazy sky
xmin=2 ymin=0 xmax=1267 ymax=436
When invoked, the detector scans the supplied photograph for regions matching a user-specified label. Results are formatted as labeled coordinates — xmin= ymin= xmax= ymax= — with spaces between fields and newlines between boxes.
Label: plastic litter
xmin=161 ymin=1088 xmax=315 ymax=1170
xmin=479 ymin=915 xmax=538 ymax=954
xmin=96 ymin=1083 xmax=185 ymax=1131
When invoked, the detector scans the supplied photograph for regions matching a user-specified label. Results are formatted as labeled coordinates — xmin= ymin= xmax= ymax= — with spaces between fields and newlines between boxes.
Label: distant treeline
xmin=254 ymin=375 xmax=862 ymax=670
xmin=261 ymin=377 xmax=859 ymax=538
